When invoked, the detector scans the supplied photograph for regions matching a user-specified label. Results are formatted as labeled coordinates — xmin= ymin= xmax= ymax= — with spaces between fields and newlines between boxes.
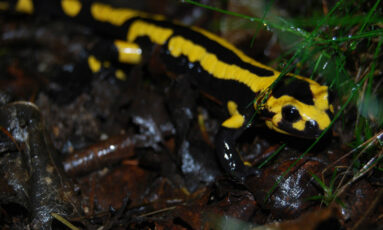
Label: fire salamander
xmin=1 ymin=0 xmax=334 ymax=181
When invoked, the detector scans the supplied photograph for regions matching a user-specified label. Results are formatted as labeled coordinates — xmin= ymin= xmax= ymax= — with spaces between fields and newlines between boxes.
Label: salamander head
xmin=261 ymin=76 xmax=334 ymax=138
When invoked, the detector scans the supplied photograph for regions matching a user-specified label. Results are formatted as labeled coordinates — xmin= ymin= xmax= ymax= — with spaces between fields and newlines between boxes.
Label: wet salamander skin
xmin=3 ymin=0 xmax=334 ymax=180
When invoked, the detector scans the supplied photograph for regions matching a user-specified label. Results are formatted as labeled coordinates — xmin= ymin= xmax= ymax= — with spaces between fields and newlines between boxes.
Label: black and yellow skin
xmin=1 ymin=0 xmax=334 ymax=180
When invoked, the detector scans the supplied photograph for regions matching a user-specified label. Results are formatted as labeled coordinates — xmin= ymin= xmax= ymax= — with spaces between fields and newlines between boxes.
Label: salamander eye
xmin=282 ymin=105 xmax=301 ymax=122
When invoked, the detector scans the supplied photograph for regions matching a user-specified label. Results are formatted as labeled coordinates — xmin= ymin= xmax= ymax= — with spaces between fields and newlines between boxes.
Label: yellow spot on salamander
xmin=222 ymin=114 xmax=244 ymax=129
xmin=244 ymin=161 xmax=252 ymax=167
xmin=309 ymin=84 xmax=330 ymax=110
xmin=88 ymin=55 xmax=101 ymax=73
xmin=227 ymin=100 xmax=238 ymax=116
xmin=15 ymin=0 xmax=33 ymax=14
xmin=115 ymin=69 xmax=127 ymax=81
xmin=0 ymin=2 xmax=10 ymax=10
xmin=222 ymin=101 xmax=245 ymax=129
xmin=103 ymin=61 xmax=111 ymax=68
xmin=61 ymin=0 xmax=82 ymax=17
xmin=128 ymin=20 xmax=173 ymax=45
xmin=114 ymin=40 xmax=142 ymax=64
xmin=167 ymin=36 xmax=278 ymax=93
xmin=330 ymin=105 xmax=334 ymax=113
xmin=292 ymin=120 xmax=305 ymax=131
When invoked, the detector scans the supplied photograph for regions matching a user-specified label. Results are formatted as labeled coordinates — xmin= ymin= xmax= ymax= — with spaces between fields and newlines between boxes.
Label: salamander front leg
xmin=215 ymin=127 xmax=250 ymax=182
xmin=215 ymin=101 xmax=259 ymax=182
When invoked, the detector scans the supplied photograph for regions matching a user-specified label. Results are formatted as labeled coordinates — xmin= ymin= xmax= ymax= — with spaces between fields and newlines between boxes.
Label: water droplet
xmin=322 ymin=62 xmax=328 ymax=69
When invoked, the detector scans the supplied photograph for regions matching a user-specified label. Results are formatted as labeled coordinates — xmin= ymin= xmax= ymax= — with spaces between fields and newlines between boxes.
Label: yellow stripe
xmin=127 ymin=20 xmax=173 ymax=45
xmin=167 ymin=36 xmax=278 ymax=93
xmin=61 ymin=0 xmax=82 ymax=17
xmin=90 ymin=2 xmax=165 ymax=27
xmin=192 ymin=26 xmax=276 ymax=73
xmin=194 ymin=26 xmax=323 ymax=89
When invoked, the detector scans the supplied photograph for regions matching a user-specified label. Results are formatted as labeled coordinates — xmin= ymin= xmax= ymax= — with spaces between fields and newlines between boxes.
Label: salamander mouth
xmin=278 ymin=120 xmax=323 ymax=139
xmin=266 ymin=120 xmax=323 ymax=139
